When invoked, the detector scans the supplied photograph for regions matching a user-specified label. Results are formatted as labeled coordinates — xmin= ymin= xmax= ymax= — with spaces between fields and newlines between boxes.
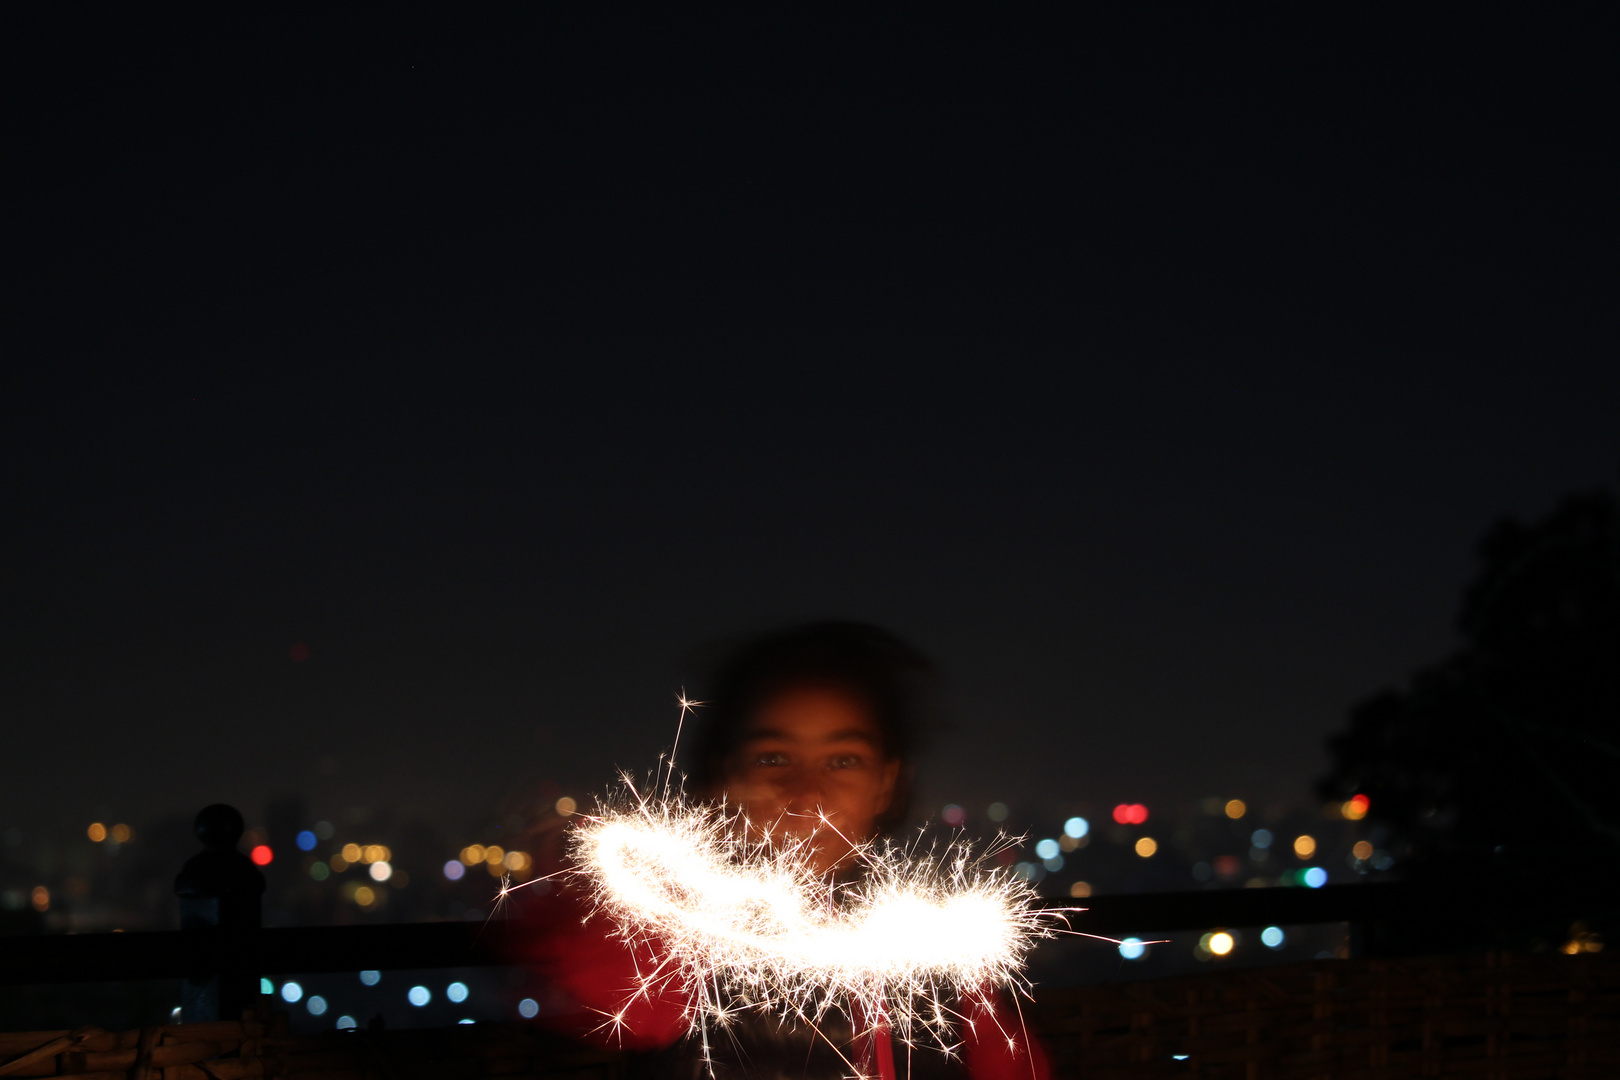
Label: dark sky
xmin=4 ymin=7 xmax=1617 ymax=839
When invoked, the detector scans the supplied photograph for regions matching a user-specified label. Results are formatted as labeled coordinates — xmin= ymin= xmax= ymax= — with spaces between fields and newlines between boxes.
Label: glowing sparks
xmin=569 ymin=777 xmax=1059 ymax=1056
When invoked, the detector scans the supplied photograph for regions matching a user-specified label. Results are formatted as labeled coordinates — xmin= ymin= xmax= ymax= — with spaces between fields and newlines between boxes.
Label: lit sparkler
xmin=568 ymin=775 xmax=1061 ymax=1063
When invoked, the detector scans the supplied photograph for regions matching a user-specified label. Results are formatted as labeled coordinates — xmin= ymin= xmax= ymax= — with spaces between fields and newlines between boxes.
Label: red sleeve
xmin=960 ymin=990 xmax=1051 ymax=1080
xmin=513 ymin=891 xmax=692 ymax=1051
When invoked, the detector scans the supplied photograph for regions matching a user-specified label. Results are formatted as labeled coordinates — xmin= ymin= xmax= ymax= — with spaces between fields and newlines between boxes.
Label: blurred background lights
xmin=1293 ymin=834 xmax=1317 ymax=859
xmin=296 ymin=830 xmax=317 ymax=852
xmin=1262 ymin=926 xmax=1286 ymax=948
xmin=447 ymin=981 xmax=469 ymax=1003
xmin=1068 ymin=881 xmax=1092 ymax=898
xmin=1352 ymin=840 xmax=1374 ymax=860
xmin=360 ymin=970 xmax=381 ymax=985
xmin=1042 ymin=855 xmax=1064 ymax=872
xmin=369 ymin=861 xmax=392 ymax=882
xmin=484 ymin=845 xmax=505 ymax=865
xmin=353 ymin=885 xmax=377 ymax=907
xmin=555 ymin=796 xmax=577 ymax=816
xmin=518 ymin=998 xmax=540 ymax=1019
xmin=281 ymin=982 xmax=303 ymax=1003
xmin=1304 ymin=867 xmax=1328 ymax=888
xmin=1035 ymin=838 xmax=1060 ymax=860
xmin=443 ymin=859 xmax=465 ymax=881
xmin=362 ymin=845 xmax=388 ymax=864
xmin=307 ymin=996 xmax=327 ymax=1016
xmin=30 ymin=886 xmax=49 ymax=912
xmin=941 ymin=804 xmax=966 ymax=827
xmin=310 ymin=862 xmax=330 ymax=881
xmin=259 ymin=978 xmax=274 ymax=995
xmin=1063 ymin=816 xmax=1089 ymax=839
xmin=1118 ymin=937 xmax=1146 ymax=960
xmin=1134 ymin=837 xmax=1158 ymax=858
xmin=1343 ymin=794 xmax=1371 ymax=821
xmin=250 ymin=845 xmax=273 ymax=866
xmin=336 ymin=1016 xmax=357 ymax=1030
xmin=986 ymin=802 xmax=1009 ymax=823
xmin=1250 ymin=828 xmax=1273 ymax=849
xmin=459 ymin=1019 xmax=475 ymax=1025
xmin=112 ymin=824 xmax=131 ymax=843
xmin=504 ymin=850 xmax=530 ymax=872
xmin=1112 ymin=803 xmax=1149 ymax=825
xmin=408 ymin=986 xmax=431 ymax=1007
xmin=87 ymin=823 xmax=107 ymax=842
xmin=1224 ymin=799 xmax=1247 ymax=819
xmin=343 ymin=843 xmax=363 ymax=863
xmin=460 ymin=845 xmax=485 ymax=866
xmin=1208 ymin=931 xmax=1235 ymax=956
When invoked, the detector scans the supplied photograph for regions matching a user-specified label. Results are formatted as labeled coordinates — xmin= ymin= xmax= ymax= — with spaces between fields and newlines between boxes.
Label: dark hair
xmin=689 ymin=621 xmax=935 ymax=833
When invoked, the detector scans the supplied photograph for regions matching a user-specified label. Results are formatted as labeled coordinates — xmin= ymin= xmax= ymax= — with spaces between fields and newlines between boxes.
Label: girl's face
xmin=723 ymin=685 xmax=901 ymax=876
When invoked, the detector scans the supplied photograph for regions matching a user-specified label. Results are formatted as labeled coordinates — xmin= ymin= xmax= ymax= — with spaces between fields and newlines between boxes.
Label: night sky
xmin=5 ymin=8 xmax=1618 ymax=842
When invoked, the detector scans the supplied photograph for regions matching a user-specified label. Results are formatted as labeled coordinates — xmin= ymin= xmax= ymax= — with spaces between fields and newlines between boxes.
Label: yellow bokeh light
xmin=1058 ymin=834 xmax=1079 ymax=852
xmin=485 ymin=845 xmax=505 ymax=865
xmin=1224 ymin=799 xmax=1247 ymax=820
xmin=461 ymin=844 xmax=485 ymax=865
xmin=329 ymin=854 xmax=349 ymax=872
xmin=111 ymin=824 xmax=132 ymax=843
xmin=1068 ymin=881 xmax=1092 ymax=898
xmin=342 ymin=843 xmax=362 ymax=863
xmin=1352 ymin=840 xmax=1374 ymax=860
xmin=1134 ymin=837 xmax=1158 ymax=858
xmin=362 ymin=844 xmax=387 ymax=864
xmin=87 ymin=823 xmax=107 ymax=843
xmin=504 ymin=850 xmax=530 ymax=872
xmin=1209 ymin=931 xmax=1235 ymax=956
xmin=353 ymin=885 xmax=376 ymax=907
xmin=31 ymin=886 xmax=50 ymax=912
xmin=1293 ymin=834 xmax=1317 ymax=859
xmin=556 ymin=796 xmax=577 ymax=817
xmin=1342 ymin=800 xmax=1366 ymax=821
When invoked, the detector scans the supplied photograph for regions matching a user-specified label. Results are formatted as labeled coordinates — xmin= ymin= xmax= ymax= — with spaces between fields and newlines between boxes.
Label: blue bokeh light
xmin=1303 ymin=867 xmax=1328 ymax=888
xmin=1118 ymin=937 xmax=1146 ymax=960
xmin=1063 ymin=817 xmax=1089 ymax=839
xmin=408 ymin=986 xmax=432 ymax=1007
xmin=296 ymin=830 xmax=317 ymax=852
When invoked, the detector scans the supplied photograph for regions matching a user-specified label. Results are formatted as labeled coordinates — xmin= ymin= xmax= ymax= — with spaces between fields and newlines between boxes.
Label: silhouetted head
xmin=691 ymin=622 xmax=934 ymax=875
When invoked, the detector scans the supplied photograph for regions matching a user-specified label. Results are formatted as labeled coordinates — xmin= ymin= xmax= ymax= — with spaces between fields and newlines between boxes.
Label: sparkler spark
xmin=568 ymin=776 xmax=1061 ymax=1060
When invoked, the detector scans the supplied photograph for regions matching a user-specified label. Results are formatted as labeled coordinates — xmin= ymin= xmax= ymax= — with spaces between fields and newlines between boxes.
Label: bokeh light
xmin=336 ymin=1016 xmax=357 ymax=1030
xmin=1112 ymin=803 xmax=1149 ymax=825
xmin=555 ymin=796 xmax=577 ymax=816
xmin=408 ymin=986 xmax=431 ymax=1007
xmin=250 ymin=845 xmax=273 ymax=866
xmin=343 ymin=843 xmax=363 ymax=863
xmin=442 ymin=860 xmax=465 ymax=881
xmin=259 ymin=978 xmax=273 ymax=995
xmin=329 ymin=854 xmax=349 ymax=872
xmin=1063 ymin=816 xmax=1089 ymax=839
xmin=447 ymin=982 xmax=469 ymax=1003
xmin=369 ymin=861 xmax=392 ymax=882
xmin=87 ymin=823 xmax=107 ymax=842
xmin=1352 ymin=840 xmax=1374 ymax=860
xmin=1343 ymin=793 xmax=1370 ymax=821
xmin=112 ymin=824 xmax=132 ymax=843
xmin=986 ymin=802 xmax=1009 ymax=823
xmin=1261 ymin=926 xmax=1286 ymax=948
xmin=1303 ymin=867 xmax=1328 ymax=888
xmin=310 ymin=862 xmax=330 ymax=881
xmin=518 ymin=998 xmax=540 ymax=1019
xmin=1034 ymin=839 xmax=1060 ymax=860
xmin=30 ymin=887 xmax=49 ymax=912
xmin=296 ymin=830 xmax=317 ymax=852
xmin=940 ymin=804 xmax=966 ymax=827
xmin=1293 ymin=835 xmax=1317 ymax=859
xmin=1069 ymin=881 xmax=1092 ymax=898
xmin=354 ymin=885 xmax=376 ymax=906
xmin=1134 ymin=837 xmax=1158 ymax=858
xmin=460 ymin=845 xmax=485 ymax=866
xmin=1118 ymin=938 xmax=1146 ymax=960
xmin=1042 ymin=855 xmax=1064 ymax=872
xmin=359 ymin=970 xmax=381 ymax=985
xmin=1224 ymin=799 xmax=1247 ymax=819
xmin=1208 ymin=931 xmax=1235 ymax=956
xmin=281 ymin=982 xmax=303 ymax=1003
xmin=484 ymin=845 xmax=505 ymax=865
xmin=307 ymin=996 xmax=327 ymax=1016
xmin=1250 ymin=828 xmax=1273 ymax=849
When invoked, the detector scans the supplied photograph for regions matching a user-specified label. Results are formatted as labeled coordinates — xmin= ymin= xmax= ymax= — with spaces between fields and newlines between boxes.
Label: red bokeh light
xmin=1348 ymin=793 xmax=1370 ymax=815
xmin=250 ymin=844 xmax=274 ymax=866
xmin=1114 ymin=803 xmax=1149 ymax=825
xmin=289 ymin=643 xmax=309 ymax=662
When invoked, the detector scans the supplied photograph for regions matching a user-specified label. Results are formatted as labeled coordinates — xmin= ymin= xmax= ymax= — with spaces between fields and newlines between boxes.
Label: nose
xmin=776 ymin=766 xmax=829 ymax=818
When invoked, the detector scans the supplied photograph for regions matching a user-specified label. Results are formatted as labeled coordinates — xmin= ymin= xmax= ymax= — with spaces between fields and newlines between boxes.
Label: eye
xmin=754 ymin=751 xmax=790 ymax=767
xmin=829 ymin=754 xmax=864 ymax=770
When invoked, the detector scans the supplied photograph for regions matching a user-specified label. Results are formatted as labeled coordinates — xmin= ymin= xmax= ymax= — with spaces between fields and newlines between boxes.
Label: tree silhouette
xmin=1320 ymin=487 xmax=1620 ymax=944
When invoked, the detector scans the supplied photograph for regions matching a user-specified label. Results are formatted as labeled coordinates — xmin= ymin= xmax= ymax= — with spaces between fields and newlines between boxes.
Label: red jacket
xmin=515 ymin=889 xmax=1050 ymax=1080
